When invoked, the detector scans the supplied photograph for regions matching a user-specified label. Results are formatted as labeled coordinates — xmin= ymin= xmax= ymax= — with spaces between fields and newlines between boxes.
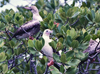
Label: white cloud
xmin=0 ymin=0 xmax=36 ymax=12
xmin=0 ymin=0 xmax=84 ymax=12
xmin=66 ymin=0 xmax=73 ymax=5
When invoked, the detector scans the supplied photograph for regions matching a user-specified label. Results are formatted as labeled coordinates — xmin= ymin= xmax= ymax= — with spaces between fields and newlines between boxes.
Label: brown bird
xmin=10 ymin=6 xmax=43 ymax=40
xmin=83 ymin=39 xmax=100 ymax=55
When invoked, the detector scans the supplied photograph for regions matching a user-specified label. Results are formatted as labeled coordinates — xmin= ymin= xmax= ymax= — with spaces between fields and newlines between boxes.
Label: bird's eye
xmin=46 ymin=30 xmax=48 ymax=32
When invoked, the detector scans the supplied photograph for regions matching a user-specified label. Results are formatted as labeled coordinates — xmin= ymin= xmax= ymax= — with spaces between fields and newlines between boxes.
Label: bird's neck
xmin=33 ymin=13 xmax=43 ymax=21
xmin=43 ymin=35 xmax=52 ymax=43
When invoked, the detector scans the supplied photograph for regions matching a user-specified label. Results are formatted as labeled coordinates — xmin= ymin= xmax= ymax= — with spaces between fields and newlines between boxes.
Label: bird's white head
xmin=43 ymin=29 xmax=53 ymax=37
xmin=23 ymin=6 xmax=43 ymax=21
xmin=23 ymin=6 xmax=39 ymax=14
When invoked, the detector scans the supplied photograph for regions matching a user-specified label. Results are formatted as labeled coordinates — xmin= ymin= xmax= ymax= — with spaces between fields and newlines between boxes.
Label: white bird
xmin=10 ymin=6 xmax=43 ymax=40
xmin=41 ymin=29 xmax=54 ymax=67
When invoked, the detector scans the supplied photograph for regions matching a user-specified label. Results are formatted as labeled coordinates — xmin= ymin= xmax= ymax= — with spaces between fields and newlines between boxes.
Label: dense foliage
xmin=0 ymin=0 xmax=100 ymax=74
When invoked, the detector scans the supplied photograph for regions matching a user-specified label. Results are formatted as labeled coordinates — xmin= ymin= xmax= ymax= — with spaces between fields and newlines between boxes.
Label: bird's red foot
xmin=29 ymin=36 xmax=34 ymax=40
xmin=47 ymin=60 xmax=54 ymax=67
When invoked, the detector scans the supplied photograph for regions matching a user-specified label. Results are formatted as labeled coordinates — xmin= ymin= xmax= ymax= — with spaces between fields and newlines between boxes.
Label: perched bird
xmin=83 ymin=39 xmax=100 ymax=55
xmin=9 ymin=6 xmax=43 ymax=40
xmin=41 ymin=29 xmax=54 ymax=67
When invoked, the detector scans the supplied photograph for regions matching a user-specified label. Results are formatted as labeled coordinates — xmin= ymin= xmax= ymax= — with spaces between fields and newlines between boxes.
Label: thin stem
xmin=70 ymin=18 xmax=79 ymax=26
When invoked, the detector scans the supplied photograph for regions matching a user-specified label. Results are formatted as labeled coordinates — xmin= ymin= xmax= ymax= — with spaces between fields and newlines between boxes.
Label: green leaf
xmin=58 ymin=37 xmax=64 ymax=43
xmin=12 ymin=67 xmax=19 ymax=73
xmin=67 ymin=28 xmax=77 ymax=39
xmin=28 ymin=40 xmax=34 ymax=47
xmin=75 ymin=51 xmax=89 ymax=61
xmin=71 ymin=40 xmax=79 ymax=48
xmin=67 ymin=59 xmax=80 ymax=67
xmin=71 ymin=11 xmax=80 ymax=18
xmin=53 ymin=53 xmax=60 ymax=62
xmin=0 ymin=39 xmax=4 ymax=47
xmin=60 ymin=65 xmax=65 ymax=73
xmin=56 ymin=42 xmax=63 ymax=51
xmin=66 ymin=51 xmax=74 ymax=62
xmin=91 ymin=10 xmax=95 ymax=19
xmin=2 ymin=64 xmax=8 ymax=73
xmin=8 ymin=41 xmax=15 ymax=48
xmin=0 ymin=52 xmax=6 ymax=62
xmin=37 ymin=66 xmax=43 ymax=74
xmin=35 ymin=38 xmax=44 ymax=51
xmin=60 ymin=52 xmax=66 ymax=63
xmin=5 ymin=15 xmax=12 ymax=22
xmin=14 ymin=13 xmax=24 ymax=25
xmin=84 ymin=35 xmax=91 ymax=41
xmin=40 ymin=58 xmax=45 ymax=65
xmin=66 ymin=67 xmax=77 ymax=74
xmin=66 ymin=36 xmax=72 ymax=46
xmin=49 ymin=41 xmax=57 ymax=49
xmin=95 ymin=12 xmax=100 ymax=23
xmin=55 ymin=19 xmax=62 ymax=23
xmin=14 ymin=48 xmax=24 ymax=55
xmin=61 ymin=26 xmax=67 ymax=34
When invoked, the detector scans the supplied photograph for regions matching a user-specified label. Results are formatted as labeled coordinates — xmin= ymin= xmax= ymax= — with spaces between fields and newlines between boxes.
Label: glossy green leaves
xmin=0 ymin=39 xmax=4 ymax=48
xmin=95 ymin=12 xmax=100 ymax=23
xmin=71 ymin=40 xmax=79 ymax=48
xmin=67 ymin=59 xmax=80 ymax=67
xmin=67 ymin=28 xmax=77 ymax=39
xmin=49 ymin=41 xmax=57 ymax=49
xmin=28 ymin=38 xmax=45 ymax=51
xmin=0 ymin=64 xmax=8 ymax=73
xmin=14 ymin=13 xmax=24 ymax=25
xmin=60 ymin=52 xmax=66 ymax=63
xmin=0 ymin=52 xmax=6 ymax=62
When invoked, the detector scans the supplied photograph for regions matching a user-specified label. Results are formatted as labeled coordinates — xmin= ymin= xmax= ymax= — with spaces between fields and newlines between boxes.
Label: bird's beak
xmin=23 ymin=7 xmax=32 ymax=10
xmin=49 ymin=30 xmax=53 ymax=38
xmin=50 ymin=30 xmax=53 ymax=34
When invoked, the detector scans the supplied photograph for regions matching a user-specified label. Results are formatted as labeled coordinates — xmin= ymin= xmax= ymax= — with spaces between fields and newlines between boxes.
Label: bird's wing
xmin=12 ymin=21 xmax=40 ymax=37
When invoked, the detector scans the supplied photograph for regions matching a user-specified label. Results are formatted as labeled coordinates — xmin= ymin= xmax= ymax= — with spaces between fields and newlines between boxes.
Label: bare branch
xmin=5 ymin=28 xmax=12 ymax=40
xmin=0 ymin=36 xmax=6 ymax=39
xmin=70 ymin=18 xmax=79 ymax=26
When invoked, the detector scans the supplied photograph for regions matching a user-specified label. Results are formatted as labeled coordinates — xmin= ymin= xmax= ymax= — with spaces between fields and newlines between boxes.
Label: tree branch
xmin=0 ymin=36 xmax=6 ymax=39
xmin=64 ymin=18 xmax=69 ymax=25
xmin=5 ymin=28 xmax=12 ymax=40
xmin=44 ymin=65 xmax=49 ymax=74
xmin=70 ymin=18 xmax=79 ymax=26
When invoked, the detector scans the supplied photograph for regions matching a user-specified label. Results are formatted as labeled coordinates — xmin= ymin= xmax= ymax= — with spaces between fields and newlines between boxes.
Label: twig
xmin=5 ymin=28 xmax=12 ymax=40
xmin=30 ymin=54 xmax=37 ymax=74
xmin=44 ymin=65 xmax=49 ymax=74
xmin=31 ymin=60 xmax=37 ymax=74
xmin=0 ymin=36 xmax=6 ymax=39
xmin=95 ymin=41 xmax=100 ymax=52
xmin=7 ymin=31 xmax=14 ymax=34
xmin=97 ymin=68 xmax=100 ymax=74
xmin=13 ymin=24 xmax=18 ymax=30
xmin=64 ymin=18 xmax=69 ymax=25
xmin=70 ymin=18 xmax=79 ymax=26
xmin=89 ymin=52 xmax=100 ymax=59
xmin=88 ymin=69 xmax=99 ymax=71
